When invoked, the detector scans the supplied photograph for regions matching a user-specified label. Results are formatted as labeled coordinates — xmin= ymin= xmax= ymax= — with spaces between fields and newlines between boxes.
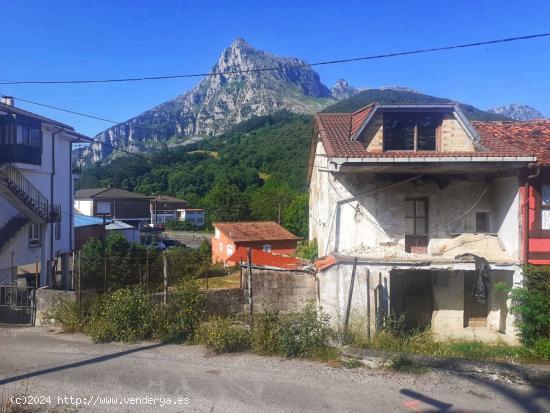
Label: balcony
xmin=0 ymin=144 xmax=41 ymax=165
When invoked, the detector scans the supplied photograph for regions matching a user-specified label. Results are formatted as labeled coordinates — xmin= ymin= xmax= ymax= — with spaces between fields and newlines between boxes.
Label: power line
xmin=9 ymin=96 xmax=120 ymax=123
xmin=1 ymin=32 xmax=549 ymax=85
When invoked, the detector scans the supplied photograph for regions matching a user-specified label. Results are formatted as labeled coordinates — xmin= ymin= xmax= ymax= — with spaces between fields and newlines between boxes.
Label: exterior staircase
xmin=0 ymin=215 xmax=29 ymax=252
xmin=0 ymin=163 xmax=60 ymax=224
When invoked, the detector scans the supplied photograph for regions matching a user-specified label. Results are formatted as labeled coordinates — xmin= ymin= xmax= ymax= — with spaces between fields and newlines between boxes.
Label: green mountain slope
xmin=324 ymin=89 xmax=509 ymax=121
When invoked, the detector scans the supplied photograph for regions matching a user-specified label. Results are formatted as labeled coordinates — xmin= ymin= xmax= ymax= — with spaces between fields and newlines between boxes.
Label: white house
xmin=177 ymin=208 xmax=205 ymax=227
xmin=0 ymin=97 xmax=87 ymax=288
xmin=309 ymin=103 xmax=539 ymax=344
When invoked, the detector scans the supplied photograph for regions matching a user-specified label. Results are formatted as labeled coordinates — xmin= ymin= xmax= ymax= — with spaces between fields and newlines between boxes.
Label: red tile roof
xmin=472 ymin=120 xmax=550 ymax=165
xmin=213 ymin=221 xmax=301 ymax=242
xmin=227 ymin=247 xmax=301 ymax=269
xmin=314 ymin=106 xmax=535 ymax=159
xmin=350 ymin=104 xmax=375 ymax=137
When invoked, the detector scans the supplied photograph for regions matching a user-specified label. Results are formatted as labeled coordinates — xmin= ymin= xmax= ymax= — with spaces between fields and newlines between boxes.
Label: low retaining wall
xmin=35 ymin=288 xmax=76 ymax=326
xmin=248 ymin=268 xmax=317 ymax=313
xmin=205 ymin=288 xmax=246 ymax=316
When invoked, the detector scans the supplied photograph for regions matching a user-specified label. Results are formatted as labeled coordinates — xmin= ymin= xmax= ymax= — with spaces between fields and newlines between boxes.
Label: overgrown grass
xmin=196 ymin=318 xmax=251 ymax=354
xmin=50 ymin=281 xmax=205 ymax=344
xmin=196 ymin=302 xmax=339 ymax=362
xmin=198 ymin=271 xmax=241 ymax=290
xmin=354 ymin=330 xmax=537 ymax=362
xmin=388 ymin=355 xmax=428 ymax=374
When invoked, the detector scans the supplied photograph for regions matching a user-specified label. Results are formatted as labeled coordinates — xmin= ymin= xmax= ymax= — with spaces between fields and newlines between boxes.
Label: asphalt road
xmin=0 ymin=327 xmax=549 ymax=413
xmin=164 ymin=230 xmax=211 ymax=249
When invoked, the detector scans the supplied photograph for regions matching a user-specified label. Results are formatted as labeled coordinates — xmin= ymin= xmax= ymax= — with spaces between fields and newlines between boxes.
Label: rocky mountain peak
xmin=487 ymin=103 xmax=546 ymax=121
xmin=83 ymin=38 xmax=335 ymax=163
xmin=330 ymin=79 xmax=359 ymax=100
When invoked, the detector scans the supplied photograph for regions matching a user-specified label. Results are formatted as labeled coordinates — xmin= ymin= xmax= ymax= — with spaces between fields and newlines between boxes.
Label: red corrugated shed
xmin=227 ymin=247 xmax=301 ymax=269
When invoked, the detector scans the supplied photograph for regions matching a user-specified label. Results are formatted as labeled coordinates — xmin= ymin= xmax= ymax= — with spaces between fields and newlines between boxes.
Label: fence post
xmin=247 ymin=248 xmax=253 ymax=323
xmin=205 ymin=256 xmax=209 ymax=291
xmin=163 ymin=252 xmax=168 ymax=306
xmin=145 ymin=250 xmax=149 ymax=290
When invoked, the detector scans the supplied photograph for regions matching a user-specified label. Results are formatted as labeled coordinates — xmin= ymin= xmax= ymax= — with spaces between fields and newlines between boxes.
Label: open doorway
xmin=463 ymin=271 xmax=488 ymax=327
xmin=390 ymin=270 xmax=434 ymax=331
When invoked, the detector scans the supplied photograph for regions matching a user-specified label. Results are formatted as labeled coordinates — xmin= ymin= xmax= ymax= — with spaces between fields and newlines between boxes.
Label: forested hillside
xmin=78 ymin=111 xmax=312 ymax=236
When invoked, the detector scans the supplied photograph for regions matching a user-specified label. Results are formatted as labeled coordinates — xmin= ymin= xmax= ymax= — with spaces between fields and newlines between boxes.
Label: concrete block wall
xmin=205 ymin=288 xmax=246 ymax=317
xmin=249 ymin=269 xmax=317 ymax=313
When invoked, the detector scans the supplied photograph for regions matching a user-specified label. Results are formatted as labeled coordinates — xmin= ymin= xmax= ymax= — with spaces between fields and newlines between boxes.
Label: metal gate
xmin=0 ymin=285 xmax=35 ymax=325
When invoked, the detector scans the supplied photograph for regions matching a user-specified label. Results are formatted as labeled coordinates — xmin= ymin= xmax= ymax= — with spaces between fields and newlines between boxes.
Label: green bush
xmin=251 ymin=311 xmax=284 ymax=355
xmin=48 ymin=296 xmax=88 ymax=333
xmin=155 ymin=279 xmax=206 ymax=343
xmin=251 ymin=302 xmax=333 ymax=358
xmin=197 ymin=318 xmax=251 ymax=353
xmin=296 ymin=239 xmax=318 ymax=261
xmin=534 ymin=339 xmax=550 ymax=360
xmin=277 ymin=303 xmax=332 ymax=358
xmin=509 ymin=266 xmax=550 ymax=346
xmin=389 ymin=355 xmax=427 ymax=374
xmin=87 ymin=286 xmax=155 ymax=343
xmin=165 ymin=219 xmax=200 ymax=231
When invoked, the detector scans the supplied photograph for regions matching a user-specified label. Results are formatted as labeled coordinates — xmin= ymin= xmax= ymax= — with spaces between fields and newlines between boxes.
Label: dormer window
xmin=383 ymin=112 xmax=442 ymax=151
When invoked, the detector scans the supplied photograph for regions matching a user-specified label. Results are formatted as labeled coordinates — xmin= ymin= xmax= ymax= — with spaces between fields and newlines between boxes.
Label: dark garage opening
xmin=390 ymin=270 xmax=434 ymax=331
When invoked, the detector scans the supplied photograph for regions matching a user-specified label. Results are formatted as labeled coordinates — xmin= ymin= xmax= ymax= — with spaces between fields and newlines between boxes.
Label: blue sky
xmin=1 ymin=0 xmax=549 ymax=136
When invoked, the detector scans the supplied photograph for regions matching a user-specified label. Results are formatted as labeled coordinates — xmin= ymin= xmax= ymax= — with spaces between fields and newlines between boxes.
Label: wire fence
xmin=74 ymin=247 xmax=211 ymax=296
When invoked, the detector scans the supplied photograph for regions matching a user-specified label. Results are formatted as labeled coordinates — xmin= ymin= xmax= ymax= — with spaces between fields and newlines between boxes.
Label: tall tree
xmin=201 ymin=178 xmax=250 ymax=224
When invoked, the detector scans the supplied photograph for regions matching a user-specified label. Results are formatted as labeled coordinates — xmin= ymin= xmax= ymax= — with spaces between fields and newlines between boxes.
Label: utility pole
xmin=163 ymin=252 xmax=168 ymax=306
xmin=247 ymin=248 xmax=253 ymax=323
xmin=99 ymin=213 xmax=108 ymax=292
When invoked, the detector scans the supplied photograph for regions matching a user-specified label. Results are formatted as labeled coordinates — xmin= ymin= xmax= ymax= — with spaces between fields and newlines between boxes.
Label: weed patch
xmin=388 ymin=355 xmax=427 ymax=374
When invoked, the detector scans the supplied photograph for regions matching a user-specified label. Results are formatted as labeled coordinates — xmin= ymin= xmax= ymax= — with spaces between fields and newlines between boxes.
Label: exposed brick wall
xmin=358 ymin=112 xmax=475 ymax=153
xmin=441 ymin=114 xmax=475 ymax=152
xmin=363 ymin=112 xmax=384 ymax=152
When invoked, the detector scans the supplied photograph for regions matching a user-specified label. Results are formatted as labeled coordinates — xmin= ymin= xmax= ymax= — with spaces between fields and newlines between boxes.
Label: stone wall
xmin=35 ymin=288 xmax=76 ymax=326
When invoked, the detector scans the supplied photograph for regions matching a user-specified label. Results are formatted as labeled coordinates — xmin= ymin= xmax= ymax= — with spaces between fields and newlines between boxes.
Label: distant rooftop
xmin=213 ymin=221 xmax=301 ymax=242
xmin=75 ymin=187 xmax=152 ymax=199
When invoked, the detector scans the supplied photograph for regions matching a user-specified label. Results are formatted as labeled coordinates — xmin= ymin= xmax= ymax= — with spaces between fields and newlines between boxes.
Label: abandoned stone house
xmin=308 ymin=103 xmax=550 ymax=344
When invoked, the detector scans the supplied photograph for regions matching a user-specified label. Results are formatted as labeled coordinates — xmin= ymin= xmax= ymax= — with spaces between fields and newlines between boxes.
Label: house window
xmin=383 ymin=113 xmax=440 ymax=151
xmin=263 ymin=243 xmax=272 ymax=252
xmin=215 ymin=228 xmax=221 ymax=239
xmin=541 ymin=184 xmax=550 ymax=230
xmin=227 ymin=245 xmax=234 ymax=256
xmin=0 ymin=116 xmax=42 ymax=164
xmin=405 ymin=198 xmax=428 ymax=235
xmin=219 ymin=242 xmax=224 ymax=252
xmin=475 ymin=212 xmax=490 ymax=233
xmin=28 ymin=223 xmax=41 ymax=247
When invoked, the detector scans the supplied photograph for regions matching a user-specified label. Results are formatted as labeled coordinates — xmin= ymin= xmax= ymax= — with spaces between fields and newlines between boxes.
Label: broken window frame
xmin=405 ymin=197 xmax=428 ymax=235
xmin=383 ymin=112 xmax=442 ymax=152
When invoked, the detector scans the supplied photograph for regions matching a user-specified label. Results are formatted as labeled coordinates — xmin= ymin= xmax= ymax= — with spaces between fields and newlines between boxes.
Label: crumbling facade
xmin=309 ymin=103 xmax=547 ymax=344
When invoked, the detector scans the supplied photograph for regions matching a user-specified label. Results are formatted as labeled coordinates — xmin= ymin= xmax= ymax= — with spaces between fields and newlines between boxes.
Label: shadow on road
xmin=400 ymin=365 xmax=550 ymax=413
xmin=400 ymin=389 xmax=453 ymax=411
xmin=0 ymin=343 xmax=164 ymax=386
